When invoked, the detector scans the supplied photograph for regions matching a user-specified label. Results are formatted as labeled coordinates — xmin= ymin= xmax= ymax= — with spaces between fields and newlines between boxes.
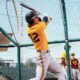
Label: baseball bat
xmin=20 ymin=2 xmax=52 ymax=20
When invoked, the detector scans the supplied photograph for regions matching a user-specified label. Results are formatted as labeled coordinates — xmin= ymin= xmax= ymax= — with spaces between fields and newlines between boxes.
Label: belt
xmin=37 ymin=50 xmax=50 ymax=53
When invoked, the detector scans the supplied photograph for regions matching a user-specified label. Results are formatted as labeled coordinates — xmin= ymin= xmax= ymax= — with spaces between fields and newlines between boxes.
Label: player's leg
xmin=61 ymin=65 xmax=67 ymax=80
xmin=33 ymin=52 xmax=51 ymax=80
xmin=77 ymin=70 xmax=80 ymax=80
xmin=36 ymin=63 xmax=48 ymax=80
xmin=71 ymin=68 xmax=74 ymax=80
xmin=71 ymin=69 xmax=77 ymax=80
xmin=76 ymin=69 xmax=80 ymax=80
xmin=29 ymin=57 xmax=47 ymax=80
xmin=48 ymin=57 xmax=66 ymax=80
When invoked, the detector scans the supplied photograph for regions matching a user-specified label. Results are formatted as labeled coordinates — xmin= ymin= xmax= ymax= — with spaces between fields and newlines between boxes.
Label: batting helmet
xmin=71 ymin=53 xmax=75 ymax=56
xmin=25 ymin=11 xmax=41 ymax=24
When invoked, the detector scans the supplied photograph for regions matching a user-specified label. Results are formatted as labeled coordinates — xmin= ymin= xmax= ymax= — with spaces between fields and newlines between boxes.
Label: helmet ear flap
xmin=27 ymin=19 xmax=34 ymax=24
xmin=25 ymin=14 xmax=34 ymax=24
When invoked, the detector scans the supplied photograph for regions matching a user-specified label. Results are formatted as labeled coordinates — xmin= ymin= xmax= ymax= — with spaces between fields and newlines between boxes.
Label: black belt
xmin=37 ymin=50 xmax=50 ymax=53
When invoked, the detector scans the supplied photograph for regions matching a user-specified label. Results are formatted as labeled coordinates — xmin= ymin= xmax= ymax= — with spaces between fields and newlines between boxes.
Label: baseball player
xmin=71 ymin=53 xmax=79 ymax=80
xmin=26 ymin=11 xmax=66 ymax=80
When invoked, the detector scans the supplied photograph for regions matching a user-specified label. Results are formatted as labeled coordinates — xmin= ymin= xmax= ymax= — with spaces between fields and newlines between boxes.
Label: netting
xmin=0 ymin=0 xmax=80 ymax=80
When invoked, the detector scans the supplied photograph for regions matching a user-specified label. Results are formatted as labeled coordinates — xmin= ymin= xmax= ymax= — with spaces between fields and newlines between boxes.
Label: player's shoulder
xmin=39 ymin=21 xmax=45 ymax=25
xmin=71 ymin=58 xmax=78 ymax=61
xmin=61 ymin=51 xmax=66 ymax=57
xmin=61 ymin=51 xmax=66 ymax=55
xmin=26 ymin=26 xmax=29 ymax=32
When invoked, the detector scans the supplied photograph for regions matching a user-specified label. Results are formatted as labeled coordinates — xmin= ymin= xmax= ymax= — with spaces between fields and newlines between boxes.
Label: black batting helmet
xmin=25 ymin=11 xmax=41 ymax=24
xmin=71 ymin=53 xmax=75 ymax=56
xmin=25 ymin=11 xmax=37 ymax=24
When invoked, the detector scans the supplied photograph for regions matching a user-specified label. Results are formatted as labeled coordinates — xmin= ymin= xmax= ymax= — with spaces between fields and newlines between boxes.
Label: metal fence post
xmin=60 ymin=0 xmax=71 ymax=80
xmin=17 ymin=46 xmax=21 ymax=80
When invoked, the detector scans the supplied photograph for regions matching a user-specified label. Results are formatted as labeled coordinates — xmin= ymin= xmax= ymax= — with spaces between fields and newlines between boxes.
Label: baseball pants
xmin=71 ymin=68 xmax=80 ymax=80
xmin=30 ymin=50 xmax=66 ymax=80
xmin=77 ymin=70 xmax=80 ymax=80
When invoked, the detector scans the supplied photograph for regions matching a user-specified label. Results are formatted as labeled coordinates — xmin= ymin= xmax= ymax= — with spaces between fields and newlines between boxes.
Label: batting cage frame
xmin=0 ymin=0 xmax=80 ymax=80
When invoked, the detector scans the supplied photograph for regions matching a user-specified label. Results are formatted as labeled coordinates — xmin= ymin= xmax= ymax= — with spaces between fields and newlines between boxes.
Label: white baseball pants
xmin=71 ymin=68 xmax=80 ymax=80
xmin=30 ymin=50 xmax=66 ymax=80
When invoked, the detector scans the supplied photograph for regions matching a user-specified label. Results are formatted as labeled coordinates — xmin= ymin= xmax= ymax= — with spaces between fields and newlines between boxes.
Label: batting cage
xmin=0 ymin=0 xmax=80 ymax=80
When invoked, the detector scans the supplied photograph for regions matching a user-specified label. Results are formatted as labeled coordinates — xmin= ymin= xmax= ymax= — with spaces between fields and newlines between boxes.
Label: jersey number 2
xmin=28 ymin=33 xmax=40 ymax=42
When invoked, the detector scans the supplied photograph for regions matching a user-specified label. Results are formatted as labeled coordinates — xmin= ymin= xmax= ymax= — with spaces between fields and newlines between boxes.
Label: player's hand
xmin=44 ymin=14 xmax=52 ymax=21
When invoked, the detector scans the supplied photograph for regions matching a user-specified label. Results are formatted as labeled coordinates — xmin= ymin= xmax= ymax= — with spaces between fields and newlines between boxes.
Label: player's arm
xmin=43 ymin=16 xmax=52 ymax=25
